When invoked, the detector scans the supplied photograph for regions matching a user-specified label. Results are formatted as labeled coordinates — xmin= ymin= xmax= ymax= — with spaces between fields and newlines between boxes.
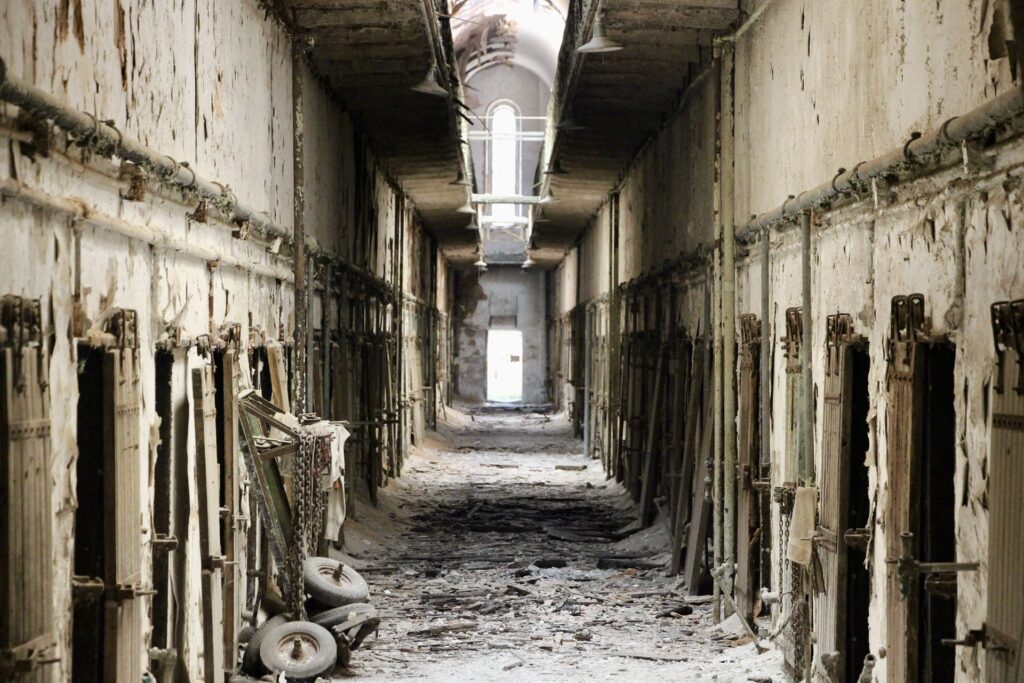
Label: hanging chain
xmin=285 ymin=425 xmax=331 ymax=618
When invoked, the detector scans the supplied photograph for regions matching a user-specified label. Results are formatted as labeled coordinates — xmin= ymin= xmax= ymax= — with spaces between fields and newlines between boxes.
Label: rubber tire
xmin=238 ymin=624 xmax=257 ymax=644
xmin=241 ymin=614 xmax=288 ymax=675
xmin=258 ymin=621 xmax=337 ymax=681
xmin=301 ymin=557 xmax=369 ymax=607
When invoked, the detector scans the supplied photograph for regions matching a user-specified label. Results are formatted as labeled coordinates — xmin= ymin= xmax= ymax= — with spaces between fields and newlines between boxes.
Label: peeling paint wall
xmin=453 ymin=267 xmax=548 ymax=405
xmin=0 ymin=2 xmax=443 ymax=679
xmin=557 ymin=1 xmax=1024 ymax=680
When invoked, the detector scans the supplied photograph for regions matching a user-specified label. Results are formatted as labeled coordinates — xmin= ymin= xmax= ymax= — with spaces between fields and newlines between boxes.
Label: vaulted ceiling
xmin=532 ymin=0 xmax=739 ymax=266
xmin=285 ymin=0 xmax=479 ymax=260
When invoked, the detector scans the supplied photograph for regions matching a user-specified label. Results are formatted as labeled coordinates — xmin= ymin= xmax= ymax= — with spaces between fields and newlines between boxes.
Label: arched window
xmin=488 ymin=102 xmax=519 ymax=222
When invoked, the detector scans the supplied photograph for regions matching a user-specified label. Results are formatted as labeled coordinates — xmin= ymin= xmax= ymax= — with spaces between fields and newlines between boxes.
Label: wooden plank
xmin=103 ymin=347 xmax=143 ymax=683
xmin=637 ymin=345 xmax=665 ymax=526
xmin=671 ymin=341 xmax=704 ymax=575
xmin=266 ymin=342 xmax=290 ymax=413
xmin=986 ymin=346 xmax=1024 ymax=683
xmin=734 ymin=329 xmax=760 ymax=620
xmin=1 ymin=344 xmax=55 ymax=678
xmin=884 ymin=338 xmax=925 ymax=683
xmin=221 ymin=350 xmax=243 ymax=669
xmin=682 ymin=370 xmax=714 ymax=592
xmin=812 ymin=342 xmax=854 ymax=676
xmin=193 ymin=366 xmax=225 ymax=682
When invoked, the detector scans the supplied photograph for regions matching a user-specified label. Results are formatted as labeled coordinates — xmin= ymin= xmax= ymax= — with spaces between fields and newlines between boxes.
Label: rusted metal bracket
xmin=0 ymin=295 xmax=45 ymax=391
xmin=825 ymin=312 xmax=863 ymax=374
xmin=71 ymin=575 xmax=105 ymax=607
xmin=941 ymin=624 xmax=1012 ymax=651
xmin=782 ymin=307 xmax=803 ymax=360
xmin=105 ymin=308 xmax=139 ymax=349
xmin=991 ymin=299 xmax=1024 ymax=395
xmin=886 ymin=532 xmax=979 ymax=598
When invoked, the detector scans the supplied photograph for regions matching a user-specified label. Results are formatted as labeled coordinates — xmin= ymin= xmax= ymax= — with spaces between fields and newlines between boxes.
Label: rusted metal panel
xmin=0 ymin=295 xmax=56 ymax=679
xmin=986 ymin=301 xmax=1024 ymax=682
xmin=193 ymin=365 xmax=225 ymax=682
xmin=811 ymin=314 xmax=860 ymax=681
xmin=884 ymin=294 xmax=927 ymax=683
xmin=102 ymin=317 xmax=143 ymax=683
xmin=735 ymin=314 xmax=760 ymax=620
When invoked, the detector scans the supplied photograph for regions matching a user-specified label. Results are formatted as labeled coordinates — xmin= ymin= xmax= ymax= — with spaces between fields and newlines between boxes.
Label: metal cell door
xmin=103 ymin=311 xmax=143 ymax=683
xmin=987 ymin=300 xmax=1024 ymax=682
xmin=812 ymin=314 xmax=860 ymax=680
xmin=735 ymin=314 xmax=761 ymax=620
xmin=194 ymin=365 xmax=225 ymax=681
xmin=0 ymin=297 xmax=56 ymax=679
xmin=884 ymin=295 xmax=927 ymax=683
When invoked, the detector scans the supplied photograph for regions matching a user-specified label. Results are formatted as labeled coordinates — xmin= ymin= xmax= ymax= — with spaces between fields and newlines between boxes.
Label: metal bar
xmin=471 ymin=193 xmax=544 ymax=205
xmin=0 ymin=178 xmax=293 ymax=282
xmin=292 ymin=44 xmax=308 ymax=415
xmin=0 ymin=57 xmax=291 ymax=246
xmin=736 ymin=87 xmax=1024 ymax=242
xmin=760 ymin=228 xmax=770 ymax=471
xmin=800 ymin=211 xmax=814 ymax=483
xmin=720 ymin=49 xmax=737 ymax=599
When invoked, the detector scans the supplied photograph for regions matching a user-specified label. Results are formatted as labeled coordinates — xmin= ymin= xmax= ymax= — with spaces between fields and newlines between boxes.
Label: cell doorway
xmin=486 ymin=330 xmax=523 ymax=402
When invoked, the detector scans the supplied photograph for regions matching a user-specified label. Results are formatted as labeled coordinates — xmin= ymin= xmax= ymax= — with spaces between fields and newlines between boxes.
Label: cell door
xmin=0 ymin=297 xmax=56 ymax=679
xmin=812 ymin=314 xmax=861 ymax=680
xmin=103 ymin=312 xmax=144 ymax=683
xmin=986 ymin=300 xmax=1024 ymax=682
xmin=735 ymin=314 xmax=761 ymax=621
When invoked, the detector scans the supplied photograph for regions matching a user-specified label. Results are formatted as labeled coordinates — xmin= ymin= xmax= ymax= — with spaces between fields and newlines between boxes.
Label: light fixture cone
xmin=521 ymin=256 xmax=536 ymax=269
xmin=474 ymin=256 xmax=487 ymax=270
xmin=578 ymin=18 xmax=622 ymax=54
xmin=411 ymin=67 xmax=450 ymax=97
xmin=544 ymin=159 xmax=568 ymax=175
xmin=457 ymin=200 xmax=477 ymax=214
xmin=539 ymin=190 xmax=560 ymax=204
xmin=450 ymin=168 xmax=473 ymax=186
xmin=464 ymin=219 xmax=479 ymax=230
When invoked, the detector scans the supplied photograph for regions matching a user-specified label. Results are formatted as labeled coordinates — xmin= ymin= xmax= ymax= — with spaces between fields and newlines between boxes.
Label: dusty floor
xmin=335 ymin=409 xmax=784 ymax=681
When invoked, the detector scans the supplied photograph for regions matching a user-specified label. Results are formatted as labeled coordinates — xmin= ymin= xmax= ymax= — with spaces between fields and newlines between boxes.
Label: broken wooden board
xmin=193 ymin=366 xmax=225 ymax=682
xmin=1 ymin=341 xmax=56 ymax=677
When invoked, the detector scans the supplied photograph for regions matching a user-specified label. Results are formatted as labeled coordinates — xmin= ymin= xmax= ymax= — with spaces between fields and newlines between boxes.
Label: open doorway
xmin=487 ymin=330 xmax=523 ymax=402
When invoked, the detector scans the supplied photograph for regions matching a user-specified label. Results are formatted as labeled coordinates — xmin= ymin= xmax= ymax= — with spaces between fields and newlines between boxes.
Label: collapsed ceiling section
xmin=286 ymin=0 xmax=478 ymax=260
xmin=532 ymin=0 xmax=739 ymax=265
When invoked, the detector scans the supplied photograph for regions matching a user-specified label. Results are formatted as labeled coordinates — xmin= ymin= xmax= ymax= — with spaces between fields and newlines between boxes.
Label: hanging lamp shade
xmin=474 ymin=255 xmax=487 ymax=270
xmin=578 ymin=17 xmax=622 ymax=54
xmin=539 ymin=189 xmax=560 ymax=204
xmin=464 ymin=217 xmax=479 ymax=230
xmin=450 ymin=168 xmax=473 ymax=186
xmin=411 ymin=65 xmax=450 ymax=97
xmin=543 ymin=158 xmax=568 ymax=175
xmin=521 ymin=256 xmax=536 ymax=270
xmin=457 ymin=199 xmax=477 ymax=214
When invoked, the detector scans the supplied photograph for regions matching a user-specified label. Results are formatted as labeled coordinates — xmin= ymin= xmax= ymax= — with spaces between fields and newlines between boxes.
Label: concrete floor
xmin=336 ymin=410 xmax=785 ymax=681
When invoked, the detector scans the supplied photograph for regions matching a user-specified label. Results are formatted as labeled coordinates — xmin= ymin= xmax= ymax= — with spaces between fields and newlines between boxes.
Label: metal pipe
xmin=583 ymin=304 xmax=593 ymax=457
xmin=0 ymin=178 xmax=293 ymax=282
xmin=759 ymin=228 xmax=770 ymax=471
xmin=800 ymin=211 xmax=813 ymax=483
xmin=720 ymin=48 xmax=737 ymax=599
xmin=292 ymin=44 xmax=308 ymax=414
xmin=711 ymin=55 xmax=724 ymax=621
xmin=0 ymin=57 xmax=291 ymax=246
xmin=737 ymin=87 xmax=1024 ymax=242
xmin=472 ymin=193 xmax=544 ymax=205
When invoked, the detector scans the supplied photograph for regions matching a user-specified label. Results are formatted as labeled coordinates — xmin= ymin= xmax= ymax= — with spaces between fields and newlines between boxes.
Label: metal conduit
xmin=0 ymin=177 xmax=293 ymax=282
xmin=736 ymin=87 xmax=1024 ymax=242
xmin=759 ymin=228 xmax=770 ymax=472
xmin=800 ymin=211 xmax=814 ymax=484
xmin=0 ymin=57 xmax=292 ymax=246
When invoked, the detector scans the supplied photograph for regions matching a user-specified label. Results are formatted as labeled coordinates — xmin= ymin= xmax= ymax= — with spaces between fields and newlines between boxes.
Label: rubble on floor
xmin=335 ymin=409 xmax=786 ymax=681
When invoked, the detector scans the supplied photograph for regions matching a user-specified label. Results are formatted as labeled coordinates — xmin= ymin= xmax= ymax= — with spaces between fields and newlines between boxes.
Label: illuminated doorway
xmin=486 ymin=330 xmax=523 ymax=402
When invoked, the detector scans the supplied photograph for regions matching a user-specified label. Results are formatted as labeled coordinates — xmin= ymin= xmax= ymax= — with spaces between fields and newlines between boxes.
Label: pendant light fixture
xmin=457 ymin=198 xmax=477 ymax=214
xmin=411 ymin=64 xmax=450 ymax=97
xmin=521 ymin=255 xmax=536 ymax=270
xmin=474 ymin=255 xmax=487 ymax=271
xmin=578 ymin=15 xmax=622 ymax=54
xmin=450 ymin=168 xmax=474 ymax=186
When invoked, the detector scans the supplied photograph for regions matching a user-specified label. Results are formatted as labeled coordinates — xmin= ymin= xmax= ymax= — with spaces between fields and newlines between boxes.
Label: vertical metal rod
xmin=800 ymin=210 xmax=813 ymax=483
xmin=292 ymin=44 xmax=307 ymax=414
xmin=583 ymin=305 xmax=593 ymax=458
xmin=711 ymin=58 xmax=724 ymax=622
xmin=721 ymin=46 xmax=737 ymax=599
xmin=759 ymin=228 xmax=770 ymax=471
